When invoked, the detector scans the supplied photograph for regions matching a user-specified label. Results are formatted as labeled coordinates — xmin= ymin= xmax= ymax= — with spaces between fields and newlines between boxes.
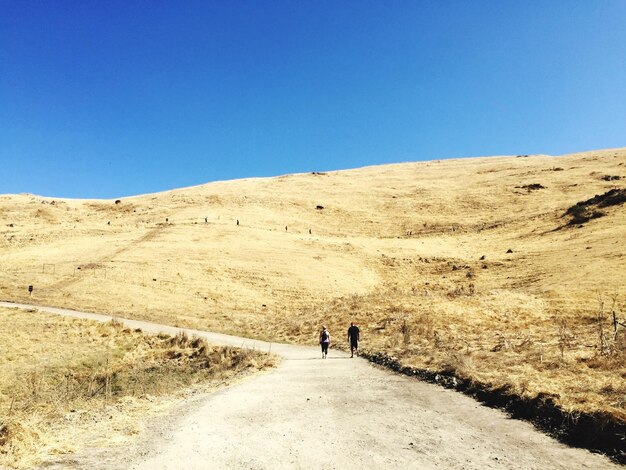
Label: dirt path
xmin=2 ymin=302 xmax=618 ymax=469
xmin=47 ymin=225 xmax=168 ymax=291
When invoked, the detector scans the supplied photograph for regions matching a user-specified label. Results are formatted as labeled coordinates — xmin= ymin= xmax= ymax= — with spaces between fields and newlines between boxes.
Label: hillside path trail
xmin=1 ymin=301 xmax=618 ymax=470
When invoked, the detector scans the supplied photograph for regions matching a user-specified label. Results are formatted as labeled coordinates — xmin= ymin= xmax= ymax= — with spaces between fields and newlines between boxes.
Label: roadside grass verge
xmin=0 ymin=307 xmax=276 ymax=469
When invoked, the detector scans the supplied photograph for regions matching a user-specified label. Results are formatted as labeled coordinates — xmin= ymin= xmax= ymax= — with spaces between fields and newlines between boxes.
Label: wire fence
xmin=1 ymin=262 xmax=306 ymax=315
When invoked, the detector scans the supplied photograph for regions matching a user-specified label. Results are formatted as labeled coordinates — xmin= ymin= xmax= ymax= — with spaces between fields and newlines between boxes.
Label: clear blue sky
xmin=1 ymin=1 xmax=625 ymax=198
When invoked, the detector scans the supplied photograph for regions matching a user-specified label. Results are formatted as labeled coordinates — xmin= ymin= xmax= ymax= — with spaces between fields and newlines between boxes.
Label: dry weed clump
xmin=0 ymin=308 xmax=275 ymax=468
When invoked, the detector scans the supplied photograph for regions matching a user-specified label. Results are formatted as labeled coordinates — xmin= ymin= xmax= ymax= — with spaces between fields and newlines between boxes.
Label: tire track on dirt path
xmin=1 ymin=301 xmax=619 ymax=470
xmin=47 ymin=224 xmax=169 ymax=291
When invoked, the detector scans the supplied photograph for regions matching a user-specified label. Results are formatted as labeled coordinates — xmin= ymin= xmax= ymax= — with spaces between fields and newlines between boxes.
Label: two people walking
xmin=318 ymin=322 xmax=360 ymax=359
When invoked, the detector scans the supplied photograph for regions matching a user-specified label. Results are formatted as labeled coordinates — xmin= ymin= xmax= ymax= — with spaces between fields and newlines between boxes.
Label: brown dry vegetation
xmin=0 ymin=307 xmax=275 ymax=468
xmin=1 ymin=147 xmax=625 ymax=426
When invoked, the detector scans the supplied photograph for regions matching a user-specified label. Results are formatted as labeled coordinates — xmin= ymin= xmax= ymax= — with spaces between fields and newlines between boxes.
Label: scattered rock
xmin=517 ymin=183 xmax=545 ymax=191
xmin=506 ymin=249 xmax=513 ymax=254
xmin=316 ymin=205 xmax=324 ymax=210
xmin=601 ymin=175 xmax=621 ymax=181
xmin=115 ymin=199 xmax=121 ymax=204
xmin=479 ymin=255 xmax=485 ymax=260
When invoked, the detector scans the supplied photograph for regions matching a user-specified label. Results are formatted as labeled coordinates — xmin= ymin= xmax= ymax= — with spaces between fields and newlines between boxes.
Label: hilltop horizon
xmin=5 ymin=146 xmax=624 ymax=200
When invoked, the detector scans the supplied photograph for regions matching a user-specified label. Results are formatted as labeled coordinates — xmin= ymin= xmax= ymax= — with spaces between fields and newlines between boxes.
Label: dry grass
xmin=0 ymin=307 xmax=275 ymax=468
xmin=0 ymin=147 xmax=625 ymax=425
xmin=275 ymin=277 xmax=626 ymax=421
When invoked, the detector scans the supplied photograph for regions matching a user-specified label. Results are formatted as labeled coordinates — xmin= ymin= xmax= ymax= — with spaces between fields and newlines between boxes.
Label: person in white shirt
xmin=319 ymin=326 xmax=331 ymax=359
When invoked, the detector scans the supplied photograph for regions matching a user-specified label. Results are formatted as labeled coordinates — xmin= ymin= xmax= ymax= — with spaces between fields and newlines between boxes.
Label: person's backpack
xmin=321 ymin=330 xmax=329 ymax=342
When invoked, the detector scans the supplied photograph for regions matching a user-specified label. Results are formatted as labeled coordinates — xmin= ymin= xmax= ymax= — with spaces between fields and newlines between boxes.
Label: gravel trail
xmin=1 ymin=301 xmax=618 ymax=470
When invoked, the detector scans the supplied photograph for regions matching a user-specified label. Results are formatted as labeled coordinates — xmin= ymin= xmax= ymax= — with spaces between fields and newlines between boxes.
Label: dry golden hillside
xmin=1 ymin=147 xmax=625 ymax=422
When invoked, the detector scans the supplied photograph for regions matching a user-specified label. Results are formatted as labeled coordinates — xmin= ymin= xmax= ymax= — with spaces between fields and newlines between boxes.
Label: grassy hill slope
xmin=1 ymin=147 xmax=625 ymax=425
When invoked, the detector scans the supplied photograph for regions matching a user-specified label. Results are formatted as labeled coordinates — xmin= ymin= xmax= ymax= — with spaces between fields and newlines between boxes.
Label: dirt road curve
xmin=2 ymin=302 xmax=618 ymax=469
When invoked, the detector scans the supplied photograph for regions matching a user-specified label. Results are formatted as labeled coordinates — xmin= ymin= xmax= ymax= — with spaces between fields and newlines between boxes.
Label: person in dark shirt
xmin=347 ymin=322 xmax=360 ymax=357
